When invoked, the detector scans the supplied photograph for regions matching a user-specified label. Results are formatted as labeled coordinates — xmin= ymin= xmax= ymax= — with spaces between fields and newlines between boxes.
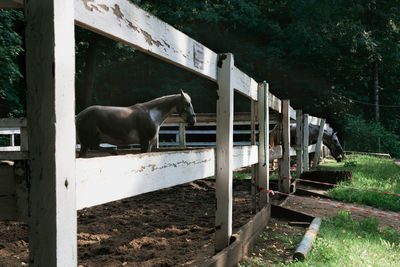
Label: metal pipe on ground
xmin=293 ymin=217 xmax=322 ymax=261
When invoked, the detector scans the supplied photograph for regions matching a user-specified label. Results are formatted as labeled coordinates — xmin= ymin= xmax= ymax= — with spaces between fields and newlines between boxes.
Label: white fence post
xmin=296 ymin=110 xmax=303 ymax=179
xmin=25 ymin=0 xmax=77 ymax=265
xmin=280 ymin=100 xmax=290 ymax=193
xmin=312 ymin=119 xmax=326 ymax=168
xmin=250 ymin=100 xmax=257 ymax=213
xmin=303 ymin=114 xmax=309 ymax=172
xmin=257 ymin=82 xmax=269 ymax=207
xmin=215 ymin=53 xmax=234 ymax=252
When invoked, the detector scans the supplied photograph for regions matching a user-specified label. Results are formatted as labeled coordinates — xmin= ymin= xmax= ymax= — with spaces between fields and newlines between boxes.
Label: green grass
xmin=240 ymin=212 xmax=400 ymax=267
xmin=318 ymin=154 xmax=400 ymax=211
xmin=287 ymin=211 xmax=400 ymax=267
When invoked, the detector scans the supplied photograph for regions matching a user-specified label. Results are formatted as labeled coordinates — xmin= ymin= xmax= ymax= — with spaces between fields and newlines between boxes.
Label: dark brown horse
xmin=76 ymin=89 xmax=196 ymax=157
xmin=269 ymin=123 xmax=345 ymax=162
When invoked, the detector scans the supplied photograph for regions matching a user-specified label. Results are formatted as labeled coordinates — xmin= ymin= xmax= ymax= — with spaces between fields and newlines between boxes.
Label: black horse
xmin=76 ymin=89 xmax=196 ymax=157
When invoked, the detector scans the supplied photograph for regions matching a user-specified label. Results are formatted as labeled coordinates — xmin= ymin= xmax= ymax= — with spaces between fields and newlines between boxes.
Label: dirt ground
xmin=1 ymin=172 xmax=400 ymax=266
xmin=0 ymin=179 xmax=255 ymax=267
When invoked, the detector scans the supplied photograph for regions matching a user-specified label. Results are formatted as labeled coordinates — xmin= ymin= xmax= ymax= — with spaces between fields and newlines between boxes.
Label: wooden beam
xmin=232 ymin=67 xmax=258 ymax=101
xmin=268 ymin=92 xmax=281 ymax=113
xmin=0 ymin=118 xmax=27 ymax=127
xmin=25 ymin=0 xmax=77 ymax=265
xmin=74 ymin=0 xmax=218 ymax=81
xmin=257 ymin=83 xmax=269 ymax=207
xmin=215 ymin=53 xmax=234 ymax=252
xmin=279 ymin=100 xmax=290 ymax=193
xmin=250 ymin=100 xmax=257 ymax=213
xmin=303 ymin=114 xmax=309 ymax=172
xmin=312 ymin=119 xmax=326 ymax=168
xmin=296 ymin=110 xmax=303 ymax=179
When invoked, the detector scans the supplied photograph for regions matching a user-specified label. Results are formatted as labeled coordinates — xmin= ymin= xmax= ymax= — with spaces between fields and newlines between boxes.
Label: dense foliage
xmin=1 ymin=1 xmax=400 ymax=155
xmin=0 ymin=10 xmax=24 ymax=116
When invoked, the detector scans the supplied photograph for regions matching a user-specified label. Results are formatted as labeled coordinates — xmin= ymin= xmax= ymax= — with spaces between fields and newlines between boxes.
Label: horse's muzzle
xmin=187 ymin=115 xmax=196 ymax=126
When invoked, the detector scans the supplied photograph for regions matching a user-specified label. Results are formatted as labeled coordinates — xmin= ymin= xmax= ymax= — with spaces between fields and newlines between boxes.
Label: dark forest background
xmin=1 ymin=0 xmax=400 ymax=156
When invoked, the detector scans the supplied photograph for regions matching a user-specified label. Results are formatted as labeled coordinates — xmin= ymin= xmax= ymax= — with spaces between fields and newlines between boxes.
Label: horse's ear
xmin=180 ymin=89 xmax=184 ymax=96
xmin=333 ymin=131 xmax=338 ymax=136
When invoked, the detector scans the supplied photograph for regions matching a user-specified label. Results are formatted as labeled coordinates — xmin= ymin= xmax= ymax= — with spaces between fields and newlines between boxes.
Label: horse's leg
xmin=78 ymin=144 xmax=89 ymax=158
xmin=140 ymin=140 xmax=150 ymax=153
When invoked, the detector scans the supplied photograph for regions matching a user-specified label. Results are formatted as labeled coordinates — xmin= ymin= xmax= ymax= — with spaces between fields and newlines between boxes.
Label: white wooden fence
xmin=0 ymin=0 xmax=331 ymax=265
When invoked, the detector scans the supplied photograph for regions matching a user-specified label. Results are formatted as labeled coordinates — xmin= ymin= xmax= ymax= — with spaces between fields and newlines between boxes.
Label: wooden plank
xmin=164 ymin=112 xmax=255 ymax=124
xmin=76 ymin=148 xmax=216 ymax=209
xmin=0 ymin=151 xmax=28 ymax=160
xmin=0 ymin=146 xmax=21 ymax=152
xmin=312 ymin=119 xmax=326 ymax=168
xmin=215 ymin=53 xmax=234 ymax=252
xmin=250 ymin=100 xmax=257 ymax=213
xmin=232 ymin=145 xmax=258 ymax=169
xmin=200 ymin=205 xmax=270 ymax=267
xmin=0 ymin=118 xmax=27 ymax=127
xmin=0 ymin=0 xmax=23 ymax=9
xmin=303 ymin=114 xmax=309 ymax=172
xmin=178 ymin=123 xmax=186 ymax=147
xmin=296 ymin=110 xmax=303 ymax=178
xmin=289 ymin=106 xmax=296 ymax=120
xmin=25 ymin=0 xmax=77 ymax=265
xmin=279 ymin=100 xmax=290 ymax=193
xmin=0 ymin=128 xmax=20 ymax=135
xmin=257 ymin=83 xmax=269 ymax=207
xmin=232 ymin=67 xmax=258 ymax=101
xmin=74 ymin=0 xmax=218 ymax=81
xmin=268 ymin=92 xmax=281 ymax=113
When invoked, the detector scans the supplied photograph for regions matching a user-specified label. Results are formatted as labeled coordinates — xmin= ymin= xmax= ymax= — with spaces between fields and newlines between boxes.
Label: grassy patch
xmin=240 ymin=212 xmax=400 ymax=267
xmin=319 ymin=154 xmax=400 ymax=211
xmin=287 ymin=211 xmax=400 ymax=267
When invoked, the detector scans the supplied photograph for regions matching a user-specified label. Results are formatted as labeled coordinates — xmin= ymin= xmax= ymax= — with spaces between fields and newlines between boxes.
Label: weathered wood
xmin=232 ymin=67 xmax=258 ymax=101
xmin=257 ymin=83 xmax=269 ymax=207
xmin=76 ymin=149 xmax=213 ymax=209
xmin=250 ymin=100 xmax=257 ymax=213
xmin=268 ymin=92 xmax=281 ymax=113
xmin=296 ymin=110 xmax=303 ymax=179
xmin=164 ymin=112 xmax=256 ymax=124
xmin=0 ymin=151 xmax=28 ymax=160
xmin=279 ymin=100 xmax=291 ymax=193
xmin=178 ymin=123 xmax=186 ymax=147
xmin=215 ymin=53 xmax=234 ymax=252
xmin=0 ymin=118 xmax=27 ymax=127
xmin=75 ymin=0 xmax=218 ymax=82
xmin=15 ymin=161 xmax=28 ymax=221
xmin=289 ymin=106 xmax=296 ymax=120
xmin=0 ymin=163 xmax=17 ymax=220
xmin=20 ymin=125 xmax=28 ymax=152
xmin=25 ymin=0 xmax=77 ymax=265
xmin=312 ymin=119 xmax=326 ymax=168
xmin=0 ymin=146 xmax=20 ymax=152
xmin=303 ymin=114 xmax=309 ymax=172
xmin=200 ymin=205 xmax=270 ymax=267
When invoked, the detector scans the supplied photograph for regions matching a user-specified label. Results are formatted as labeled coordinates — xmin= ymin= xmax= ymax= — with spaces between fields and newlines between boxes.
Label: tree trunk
xmin=372 ymin=61 xmax=381 ymax=152
xmin=76 ymin=33 xmax=100 ymax=112
xmin=372 ymin=61 xmax=379 ymax=122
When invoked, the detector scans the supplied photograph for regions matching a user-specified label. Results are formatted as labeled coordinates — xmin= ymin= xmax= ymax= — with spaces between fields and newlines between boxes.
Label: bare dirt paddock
xmin=0 ymin=179 xmax=255 ymax=267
